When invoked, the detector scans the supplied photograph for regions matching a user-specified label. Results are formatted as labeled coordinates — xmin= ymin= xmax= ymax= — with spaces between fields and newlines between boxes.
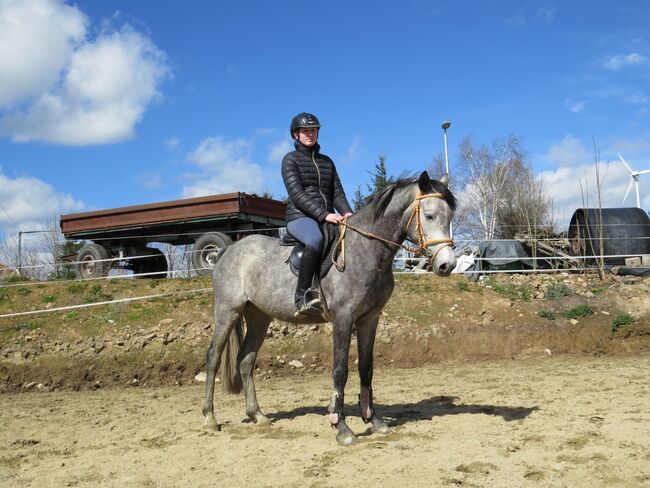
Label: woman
xmin=281 ymin=112 xmax=353 ymax=315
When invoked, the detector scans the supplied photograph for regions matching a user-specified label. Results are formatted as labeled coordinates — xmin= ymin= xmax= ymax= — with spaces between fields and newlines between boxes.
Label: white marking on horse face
xmin=420 ymin=197 xmax=456 ymax=276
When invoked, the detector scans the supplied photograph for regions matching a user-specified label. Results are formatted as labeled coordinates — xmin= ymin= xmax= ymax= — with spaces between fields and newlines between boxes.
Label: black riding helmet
xmin=290 ymin=112 xmax=320 ymax=136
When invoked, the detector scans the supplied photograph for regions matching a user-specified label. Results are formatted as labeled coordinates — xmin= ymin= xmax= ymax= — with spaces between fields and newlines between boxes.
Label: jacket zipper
xmin=312 ymin=151 xmax=328 ymax=208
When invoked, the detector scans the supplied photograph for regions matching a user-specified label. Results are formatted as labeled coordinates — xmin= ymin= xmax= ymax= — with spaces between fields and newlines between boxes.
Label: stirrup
xmin=295 ymin=288 xmax=322 ymax=315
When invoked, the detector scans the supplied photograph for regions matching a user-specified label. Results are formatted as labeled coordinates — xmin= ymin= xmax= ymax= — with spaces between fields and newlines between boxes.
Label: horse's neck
xmin=346 ymin=190 xmax=413 ymax=264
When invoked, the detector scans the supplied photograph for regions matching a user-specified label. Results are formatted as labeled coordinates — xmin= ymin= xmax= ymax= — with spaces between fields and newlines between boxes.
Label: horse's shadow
xmin=266 ymin=395 xmax=538 ymax=426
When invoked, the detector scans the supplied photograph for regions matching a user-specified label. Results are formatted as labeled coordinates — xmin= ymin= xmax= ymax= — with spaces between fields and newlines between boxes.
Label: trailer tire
xmin=77 ymin=243 xmax=110 ymax=279
xmin=192 ymin=232 xmax=233 ymax=275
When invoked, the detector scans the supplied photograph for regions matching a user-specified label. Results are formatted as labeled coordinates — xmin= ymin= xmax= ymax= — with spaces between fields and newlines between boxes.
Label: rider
xmin=281 ymin=112 xmax=353 ymax=315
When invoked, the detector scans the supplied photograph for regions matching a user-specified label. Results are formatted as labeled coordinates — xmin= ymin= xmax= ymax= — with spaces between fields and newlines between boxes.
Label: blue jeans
xmin=286 ymin=217 xmax=323 ymax=252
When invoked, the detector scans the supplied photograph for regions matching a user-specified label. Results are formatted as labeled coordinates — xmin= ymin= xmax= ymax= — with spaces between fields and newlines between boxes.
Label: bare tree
xmin=456 ymin=135 xmax=552 ymax=241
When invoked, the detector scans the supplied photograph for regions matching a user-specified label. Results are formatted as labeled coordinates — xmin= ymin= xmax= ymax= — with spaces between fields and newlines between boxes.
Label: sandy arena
xmin=2 ymin=354 xmax=650 ymax=487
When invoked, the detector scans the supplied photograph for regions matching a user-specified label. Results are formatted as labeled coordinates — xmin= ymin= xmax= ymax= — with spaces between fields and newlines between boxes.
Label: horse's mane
xmin=361 ymin=175 xmax=457 ymax=220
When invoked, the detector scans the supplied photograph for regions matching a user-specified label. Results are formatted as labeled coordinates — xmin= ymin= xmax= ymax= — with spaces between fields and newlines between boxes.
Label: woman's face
xmin=295 ymin=127 xmax=318 ymax=147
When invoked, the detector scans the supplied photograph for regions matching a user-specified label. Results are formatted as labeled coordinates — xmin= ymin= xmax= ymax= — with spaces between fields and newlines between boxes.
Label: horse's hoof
xmin=370 ymin=417 xmax=391 ymax=435
xmin=203 ymin=414 xmax=220 ymax=431
xmin=254 ymin=414 xmax=271 ymax=426
xmin=336 ymin=428 xmax=357 ymax=446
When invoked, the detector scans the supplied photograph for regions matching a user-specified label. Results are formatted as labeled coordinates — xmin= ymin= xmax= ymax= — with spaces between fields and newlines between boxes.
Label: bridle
xmin=334 ymin=191 xmax=454 ymax=271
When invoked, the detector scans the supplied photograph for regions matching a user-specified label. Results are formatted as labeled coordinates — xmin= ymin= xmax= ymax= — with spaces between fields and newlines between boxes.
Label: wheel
xmin=192 ymin=232 xmax=233 ymax=275
xmin=77 ymin=243 xmax=110 ymax=279
xmin=133 ymin=248 xmax=168 ymax=279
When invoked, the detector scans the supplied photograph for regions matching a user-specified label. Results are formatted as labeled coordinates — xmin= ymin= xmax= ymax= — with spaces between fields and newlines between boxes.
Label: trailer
xmin=60 ymin=192 xmax=286 ymax=278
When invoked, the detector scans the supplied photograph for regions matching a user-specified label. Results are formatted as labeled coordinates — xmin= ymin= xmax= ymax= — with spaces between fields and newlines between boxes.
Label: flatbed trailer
xmin=60 ymin=192 xmax=286 ymax=278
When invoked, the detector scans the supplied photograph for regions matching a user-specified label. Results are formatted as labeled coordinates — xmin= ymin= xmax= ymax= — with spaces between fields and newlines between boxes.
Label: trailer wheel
xmin=192 ymin=232 xmax=233 ymax=275
xmin=133 ymin=248 xmax=168 ymax=279
xmin=77 ymin=243 xmax=110 ymax=279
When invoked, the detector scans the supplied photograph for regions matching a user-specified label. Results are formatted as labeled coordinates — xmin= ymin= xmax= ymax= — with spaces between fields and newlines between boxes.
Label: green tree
xmin=367 ymin=155 xmax=394 ymax=194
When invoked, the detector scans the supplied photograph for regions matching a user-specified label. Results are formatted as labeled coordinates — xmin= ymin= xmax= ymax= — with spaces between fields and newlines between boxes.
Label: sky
xmin=2 ymin=0 xmax=650 ymax=245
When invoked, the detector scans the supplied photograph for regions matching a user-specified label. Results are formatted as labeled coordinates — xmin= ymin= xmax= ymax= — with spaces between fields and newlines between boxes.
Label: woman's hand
xmin=325 ymin=213 xmax=344 ymax=224
xmin=343 ymin=212 xmax=353 ymax=218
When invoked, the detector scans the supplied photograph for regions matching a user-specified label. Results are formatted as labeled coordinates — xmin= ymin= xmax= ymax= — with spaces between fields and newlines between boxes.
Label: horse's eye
xmin=424 ymin=213 xmax=434 ymax=221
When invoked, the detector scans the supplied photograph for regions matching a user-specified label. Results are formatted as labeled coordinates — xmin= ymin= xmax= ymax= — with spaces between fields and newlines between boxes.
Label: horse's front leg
xmin=329 ymin=317 xmax=356 ymax=446
xmin=356 ymin=313 xmax=390 ymax=435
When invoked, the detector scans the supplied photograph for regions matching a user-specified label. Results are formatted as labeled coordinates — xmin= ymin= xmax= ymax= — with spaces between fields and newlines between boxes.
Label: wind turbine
xmin=618 ymin=153 xmax=650 ymax=208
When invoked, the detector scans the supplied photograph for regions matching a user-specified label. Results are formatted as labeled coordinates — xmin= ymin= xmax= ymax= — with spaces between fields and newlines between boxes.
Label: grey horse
xmin=202 ymin=171 xmax=457 ymax=445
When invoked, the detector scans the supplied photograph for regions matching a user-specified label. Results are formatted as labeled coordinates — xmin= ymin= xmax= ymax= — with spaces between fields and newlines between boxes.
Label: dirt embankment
xmin=1 ymin=272 xmax=649 ymax=392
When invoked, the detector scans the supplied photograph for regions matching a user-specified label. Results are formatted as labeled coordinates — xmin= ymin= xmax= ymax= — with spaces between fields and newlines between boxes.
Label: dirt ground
xmin=2 ymin=354 xmax=650 ymax=488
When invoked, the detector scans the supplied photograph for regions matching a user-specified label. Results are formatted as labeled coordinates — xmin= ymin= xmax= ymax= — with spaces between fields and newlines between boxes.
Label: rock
xmin=570 ymin=319 xmax=579 ymax=325
xmin=159 ymin=319 xmax=173 ymax=326
xmin=544 ymin=348 xmax=552 ymax=356
xmin=194 ymin=372 xmax=207 ymax=382
xmin=288 ymin=360 xmax=304 ymax=368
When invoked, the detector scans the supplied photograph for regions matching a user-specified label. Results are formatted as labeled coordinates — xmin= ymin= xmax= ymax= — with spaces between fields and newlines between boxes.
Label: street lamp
xmin=441 ymin=121 xmax=452 ymax=239
xmin=441 ymin=121 xmax=451 ymax=178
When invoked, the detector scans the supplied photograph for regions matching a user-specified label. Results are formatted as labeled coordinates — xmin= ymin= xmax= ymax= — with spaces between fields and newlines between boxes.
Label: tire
xmin=192 ymin=232 xmax=233 ymax=275
xmin=133 ymin=248 xmax=168 ymax=279
xmin=77 ymin=243 xmax=110 ymax=279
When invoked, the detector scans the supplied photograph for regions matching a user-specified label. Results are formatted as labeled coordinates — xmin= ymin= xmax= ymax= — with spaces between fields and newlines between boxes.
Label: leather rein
xmin=333 ymin=192 xmax=454 ymax=271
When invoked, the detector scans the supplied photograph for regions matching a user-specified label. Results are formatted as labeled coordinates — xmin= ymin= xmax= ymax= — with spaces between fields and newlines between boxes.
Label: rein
xmin=333 ymin=192 xmax=454 ymax=272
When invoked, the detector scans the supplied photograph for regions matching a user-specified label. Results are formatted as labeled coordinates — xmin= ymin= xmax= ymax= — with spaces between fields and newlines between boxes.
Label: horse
xmin=202 ymin=171 xmax=457 ymax=445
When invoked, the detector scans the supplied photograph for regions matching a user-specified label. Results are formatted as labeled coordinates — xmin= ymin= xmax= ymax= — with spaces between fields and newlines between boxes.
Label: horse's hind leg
xmin=356 ymin=313 xmax=390 ymax=435
xmin=202 ymin=306 xmax=242 ymax=430
xmin=240 ymin=305 xmax=271 ymax=425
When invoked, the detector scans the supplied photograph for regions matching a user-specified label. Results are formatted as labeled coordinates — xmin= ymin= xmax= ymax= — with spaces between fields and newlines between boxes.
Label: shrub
xmin=611 ymin=314 xmax=634 ymax=332
xmin=43 ymin=295 xmax=56 ymax=303
xmin=484 ymin=278 xmax=532 ymax=302
xmin=563 ymin=305 xmax=594 ymax=320
xmin=67 ymin=283 xmax=86 ymax=294
xmin=538 ymin=310 xmax=556 ymax=320
xmin=546 ymin=282 xmax=572 ymax=299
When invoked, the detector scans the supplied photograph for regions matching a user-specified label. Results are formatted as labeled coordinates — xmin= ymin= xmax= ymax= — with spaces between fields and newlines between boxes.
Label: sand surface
xmin=2 ymin=355 xmax=650 ymax=488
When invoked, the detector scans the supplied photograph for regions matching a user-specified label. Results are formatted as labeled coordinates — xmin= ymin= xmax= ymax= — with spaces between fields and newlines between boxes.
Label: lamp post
xmin=441 ymin=121 xmax=452 ymax=239
xmin=441 ymin=121 xmax=451 ymax=178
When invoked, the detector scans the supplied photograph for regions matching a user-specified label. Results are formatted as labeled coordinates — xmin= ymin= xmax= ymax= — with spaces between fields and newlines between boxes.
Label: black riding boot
xmin=294 ymin=245 xmax=322 ymax=316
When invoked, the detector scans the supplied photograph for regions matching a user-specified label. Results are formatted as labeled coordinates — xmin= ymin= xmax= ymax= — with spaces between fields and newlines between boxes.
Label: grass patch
xmin=456 ymin=281 xmax=470 ymax=292
xmin=67 ymin=283 xmax=86 ymax=294
xmin=591 ymin=287 xmax=606 ymax=295
xmin=83 ymin=283 xmax=113 ymax=304
xmin=43 ymin=295 xmax=57 ymax=304
xmin=14 ymin=321 xmax=41 ymax=332
xmin=546 ymin=282 xmax=572 ymax=299
xmin=484 ymin=278 xmax=532 ymax=302
xmin=611 ymin=314 xmax=634 ymax=332
xmin=65 ymin=310 xmax=78 ymax=319
xmin=2 ymin=275 xmax=28 ymax=284
xmin=16 ymin=287 xmax=32 ymax=296
xmin=538 ymin=310 xmax=556 ymax=320
xmin=563 ymin=305 xmax=594 ymax=320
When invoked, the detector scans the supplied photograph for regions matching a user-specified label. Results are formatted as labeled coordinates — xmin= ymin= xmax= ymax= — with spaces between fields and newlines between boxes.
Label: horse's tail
xmin=221 ymin=316 xmax=243 ymax=394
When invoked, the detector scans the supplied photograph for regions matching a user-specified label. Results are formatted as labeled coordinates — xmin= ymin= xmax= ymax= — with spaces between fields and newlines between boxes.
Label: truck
xmin=60 ymin=192 xmax=287 ymax=278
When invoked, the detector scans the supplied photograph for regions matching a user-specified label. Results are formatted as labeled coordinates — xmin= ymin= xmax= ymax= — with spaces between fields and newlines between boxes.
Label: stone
xmin=288 ymin=360 xmax=304 ymax=368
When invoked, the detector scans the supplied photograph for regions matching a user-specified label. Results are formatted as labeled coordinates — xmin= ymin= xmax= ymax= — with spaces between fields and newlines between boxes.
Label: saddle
xmin=279 ymin=223 xmax=341 ymax=278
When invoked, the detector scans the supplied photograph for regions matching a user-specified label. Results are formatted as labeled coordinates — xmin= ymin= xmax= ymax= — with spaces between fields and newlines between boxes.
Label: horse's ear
xmin=418 ymin=171 xmax=431 ymax=192
xmin=439 ymin=173 xmax=449 ymax=187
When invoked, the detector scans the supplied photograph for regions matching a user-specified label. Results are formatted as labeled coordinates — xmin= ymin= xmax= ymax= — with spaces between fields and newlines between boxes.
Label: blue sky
xmin=2 ymin=0 xmax=650 ymax=243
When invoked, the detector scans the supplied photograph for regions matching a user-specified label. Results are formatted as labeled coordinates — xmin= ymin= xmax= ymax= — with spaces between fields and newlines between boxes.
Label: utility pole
xmin=17 ymin=230 xmax=22 ymax=276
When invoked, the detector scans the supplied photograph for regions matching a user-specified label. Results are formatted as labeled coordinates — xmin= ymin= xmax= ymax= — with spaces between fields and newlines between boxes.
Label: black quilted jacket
xmin=281 ymin=142 xmax=353 ymax=223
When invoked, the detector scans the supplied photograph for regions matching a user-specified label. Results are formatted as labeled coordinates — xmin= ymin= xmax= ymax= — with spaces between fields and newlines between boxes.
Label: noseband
xmin=334 ymin=191 xmax=454 ymax=271
xmin=404 ymin=192 xmax=454 ymax=260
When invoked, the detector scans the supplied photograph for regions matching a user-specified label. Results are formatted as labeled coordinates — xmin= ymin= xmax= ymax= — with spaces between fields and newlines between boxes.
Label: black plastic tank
xmin=568 ymin=208 xmax=650 ymax=265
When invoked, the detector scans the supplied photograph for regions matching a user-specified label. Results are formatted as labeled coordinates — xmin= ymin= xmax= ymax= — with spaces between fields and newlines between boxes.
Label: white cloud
xmin=344 ymin=135 xmax=363 ymax=163
xmin=0 ymin=167 xmax=85 ymax=235
xmin=546 ymin=135 xmax=591 ymax=166
xmin=267 ymin=139 xmax=292 ymax=163
xmin=0 ymin=0 xmax=169 ymax=145
xmin=541 ymin=137 xmax=650 ymax=228
xmin=604 ymin=53 xmax=649 ymax=71
xmin=164 ymin=136 xmax=180 ymax=150
xmin=183 ymin=136 xmax=266 ymax=197
xmin=0 ymin=0 xmax=86 ymax=106
xmin=622 ymin=92 xmax=649 ymax=104
xmin=566 ymin=100 xmax=586 ymax=113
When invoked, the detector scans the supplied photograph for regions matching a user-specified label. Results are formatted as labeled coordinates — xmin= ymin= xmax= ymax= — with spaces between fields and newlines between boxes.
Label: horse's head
xmin=405 ymin=171 xmax=457 ymax=276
